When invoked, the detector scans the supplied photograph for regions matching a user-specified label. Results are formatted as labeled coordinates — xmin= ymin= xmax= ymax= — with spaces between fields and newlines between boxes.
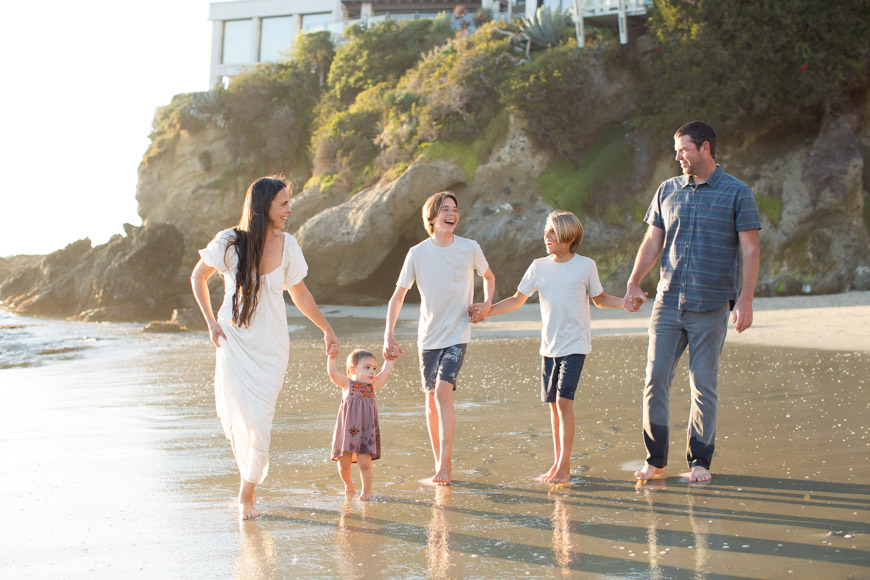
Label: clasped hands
xmin=623 ymin=285 xmax=648 ymax=312
xmin=468 ymin=302 xmax=491 ymax=324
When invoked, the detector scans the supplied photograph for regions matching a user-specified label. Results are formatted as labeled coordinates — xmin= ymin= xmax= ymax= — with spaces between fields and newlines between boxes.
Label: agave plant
xmin=520 ymin=6 xmax=571 ymax=48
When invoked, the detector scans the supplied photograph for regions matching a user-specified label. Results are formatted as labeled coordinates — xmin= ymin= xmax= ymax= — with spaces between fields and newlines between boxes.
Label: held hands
xmin=324 ymin=330 xmax=339 ymax=357
xmin=623 ymin=284 xmax=649 ymax=312
xmin=468 ymin=302 xmax=491 ymax=324
xmin=207 ymin=321 xmax=227 ymax=348
xmin=383 ymin=337 xmax=404 ymax=361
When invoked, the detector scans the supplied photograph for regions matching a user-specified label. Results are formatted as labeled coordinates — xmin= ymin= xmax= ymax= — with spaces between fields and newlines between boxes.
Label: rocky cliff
xmin=3 ymin=93 xmax=868 ymax=323
xmin=130 ymin=94 xmax=870 ymax=309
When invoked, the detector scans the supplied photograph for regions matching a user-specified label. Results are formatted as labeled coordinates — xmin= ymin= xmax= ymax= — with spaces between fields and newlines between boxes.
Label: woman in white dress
xmin=191 ymin=176 xmax=338 ymax=519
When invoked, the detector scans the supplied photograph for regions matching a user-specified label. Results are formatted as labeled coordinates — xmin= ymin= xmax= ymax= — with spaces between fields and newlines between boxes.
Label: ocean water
xmin=1 ymin=310 xmax=869 ymax=578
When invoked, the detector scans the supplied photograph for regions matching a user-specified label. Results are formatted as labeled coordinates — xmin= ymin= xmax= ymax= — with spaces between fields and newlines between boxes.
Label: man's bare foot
xmin=689 ymin=466 xmax=712 ymax=483
xmin=239 ymin=501 xmax=260 ymax=520
xmin=432 ymin=467 xmax=452 ymax=486
xmin=541 ymin=463 xmax=558 ymax=482
xmin=635 ymin=463 xmax=665 ymax=481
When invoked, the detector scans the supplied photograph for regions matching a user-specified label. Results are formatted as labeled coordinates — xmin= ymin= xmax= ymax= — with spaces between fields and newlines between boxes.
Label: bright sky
xmin=0 ymin=1 xmax=213 ymax=257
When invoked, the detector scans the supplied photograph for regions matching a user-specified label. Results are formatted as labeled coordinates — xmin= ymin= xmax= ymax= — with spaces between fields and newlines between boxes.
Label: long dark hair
xmin=227 ymin=176 xmax=287 ymax=327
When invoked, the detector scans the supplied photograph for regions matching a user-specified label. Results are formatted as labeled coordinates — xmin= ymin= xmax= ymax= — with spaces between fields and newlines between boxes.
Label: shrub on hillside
xmin=504 ymin=33 xmax=623 ymax=164
xmin=638 ymin=0 xmax=870 ymax=133
xmin=326 ymin=18 xmax=453 ymax=107
xmin=221 ymin=32 xmax=334 ymax=177
xmin=311 ymin=83 xmax=388 ymax=189
xmin=408 ymin=22 xmax=516 ymax=143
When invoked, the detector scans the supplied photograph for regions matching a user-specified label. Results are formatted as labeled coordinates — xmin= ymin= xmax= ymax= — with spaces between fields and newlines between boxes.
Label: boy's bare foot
xmin=541 ymin=463 xmax=558 ymax=482
xmin=239 ymin=500 xmax=260 ymax=520
xmin=547 ymin=467 xmax=571 ymax=484
xmin=689 ymin=466 xmax=712 ymax=482
xmin=635 ymin=463 xmax=665 ymax=481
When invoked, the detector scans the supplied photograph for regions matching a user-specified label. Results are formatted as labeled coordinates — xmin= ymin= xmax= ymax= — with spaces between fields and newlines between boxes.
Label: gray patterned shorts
xmin=419 ymin=344 xmax=467 ymax=393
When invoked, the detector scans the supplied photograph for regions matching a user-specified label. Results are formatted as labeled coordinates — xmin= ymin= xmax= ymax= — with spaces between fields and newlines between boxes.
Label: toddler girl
xmin=327 ymin=346 xmax=394 ymax=500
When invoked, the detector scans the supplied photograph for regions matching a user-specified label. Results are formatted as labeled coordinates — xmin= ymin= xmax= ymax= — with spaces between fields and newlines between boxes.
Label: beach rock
xmin=141 ymin=320 xmax=187 ymax=333
xmin=170 ymin=307 xmax=207 ymax=331
xmin=0 ymin=223 xmax=185 ymax=322
xmin=293 ymin=160 xmax=467 ymax=301
xmin=732 ymin=115 xmax=870 ymax=296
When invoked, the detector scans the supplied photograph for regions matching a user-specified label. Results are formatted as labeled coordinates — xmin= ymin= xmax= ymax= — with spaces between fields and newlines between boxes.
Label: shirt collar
xmin=680 ymin=164 xmax=723 ymax=188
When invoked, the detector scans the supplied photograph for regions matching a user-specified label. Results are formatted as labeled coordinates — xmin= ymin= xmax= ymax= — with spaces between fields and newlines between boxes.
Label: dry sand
xmin=312 ymin=290 xmax=870 ymax=352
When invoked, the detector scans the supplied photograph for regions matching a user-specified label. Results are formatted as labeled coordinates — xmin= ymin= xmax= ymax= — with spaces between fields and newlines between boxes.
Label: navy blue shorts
xmin=419 ymin=344 xmax=467 ymax=393
xmin=541 ymin=354 xmax=586 ymax=402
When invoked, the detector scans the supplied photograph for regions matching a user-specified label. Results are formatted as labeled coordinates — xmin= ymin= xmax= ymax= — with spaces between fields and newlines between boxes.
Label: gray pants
xmin=643 ymin=302 xmax=729 ymax=470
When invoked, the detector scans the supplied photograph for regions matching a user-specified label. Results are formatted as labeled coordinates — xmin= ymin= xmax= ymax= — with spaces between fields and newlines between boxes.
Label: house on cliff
xmin=208 ymin=0 xmax=651 ymax=87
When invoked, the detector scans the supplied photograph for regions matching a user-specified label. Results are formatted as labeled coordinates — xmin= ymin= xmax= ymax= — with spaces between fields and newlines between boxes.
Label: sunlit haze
xmin=0 ymin=1 xmax=213 ymax=257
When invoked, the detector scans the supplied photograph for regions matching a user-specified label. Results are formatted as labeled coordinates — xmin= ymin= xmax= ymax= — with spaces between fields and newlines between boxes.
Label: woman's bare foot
xmin=359 ymin=492 xmax=372 ymax=501
xmin=239 ymin=500 xmax=260 ymax=520
xmin=689 ymin=466 xmax=712 ymax=482
xmin=238 ymin=479 xmax=260 ymax=520
xmin=635 ymin=463 xmax=665 ymax=481
xmin=344 ymin=486 xmax=356 ymax=496
xmin=541 ymin=463 xmax=558 ymax=482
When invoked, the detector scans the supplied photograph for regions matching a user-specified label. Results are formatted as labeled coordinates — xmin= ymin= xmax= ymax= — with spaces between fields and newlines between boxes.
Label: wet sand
xmin=2 ymin=293 xmax=869 ymax=578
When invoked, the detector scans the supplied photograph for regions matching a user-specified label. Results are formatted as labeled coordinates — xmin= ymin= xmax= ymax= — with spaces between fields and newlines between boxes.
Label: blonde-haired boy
xmin=474 ymin=210 xmax=623 ymax=483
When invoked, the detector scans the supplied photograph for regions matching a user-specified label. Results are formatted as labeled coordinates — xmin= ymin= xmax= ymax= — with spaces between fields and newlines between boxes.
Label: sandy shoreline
xmin=302 ymin=290 xmax=870 ymax=353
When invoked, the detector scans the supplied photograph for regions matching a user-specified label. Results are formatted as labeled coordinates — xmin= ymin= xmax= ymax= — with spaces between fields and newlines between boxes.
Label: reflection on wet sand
xmin=549 ymin=489 xmax=575 ymax=574
xmin=426 ymin=486 xmax=454 ymax=578
xmin=336 ymin=497 xmax=374 ymax=577
xmin=236 ymin=520 xmax=276 ymax=578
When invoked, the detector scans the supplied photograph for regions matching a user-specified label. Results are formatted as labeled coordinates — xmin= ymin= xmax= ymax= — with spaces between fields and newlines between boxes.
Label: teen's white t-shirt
xmin=517 ymin=254 xmax=604 ymax=357
xmin=397 ymin=236 xmax=489 ymax=350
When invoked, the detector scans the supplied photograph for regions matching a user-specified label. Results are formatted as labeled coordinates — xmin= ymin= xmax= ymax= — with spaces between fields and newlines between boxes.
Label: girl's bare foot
xmin=635 ymin=463 xmax=665 ymax=481
xmin=689 ymin=466 xmax=712 ymax=482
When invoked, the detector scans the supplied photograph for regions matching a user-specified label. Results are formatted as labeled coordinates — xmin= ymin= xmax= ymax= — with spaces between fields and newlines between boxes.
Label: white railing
xmin=582 ymin=0 xmax=653 ymax=16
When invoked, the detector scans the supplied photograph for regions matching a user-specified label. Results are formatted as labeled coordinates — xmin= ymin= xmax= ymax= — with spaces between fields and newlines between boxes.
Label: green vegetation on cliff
xmin=638 ymin=0 xmax=870 ymax=133
xmin=147 ymin=2 xmax=870 ymax=203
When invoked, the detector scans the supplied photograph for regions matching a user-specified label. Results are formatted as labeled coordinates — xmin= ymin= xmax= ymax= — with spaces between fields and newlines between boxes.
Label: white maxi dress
xmin=199 ymin=229 xmax=307 ymax=484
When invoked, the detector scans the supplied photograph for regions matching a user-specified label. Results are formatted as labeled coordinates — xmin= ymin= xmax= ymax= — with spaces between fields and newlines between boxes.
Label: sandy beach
xmin=2 ymin=292 xmax=869 ymax=578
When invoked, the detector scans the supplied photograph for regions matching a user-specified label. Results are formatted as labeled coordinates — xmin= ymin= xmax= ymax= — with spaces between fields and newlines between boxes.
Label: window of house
xmin=301 ymin=12 xmax=331 ymax=33
xmin=260 ymin=16 xmax=296 ymax=62
xmin=222 ymin=19 xmax=253 ymax=64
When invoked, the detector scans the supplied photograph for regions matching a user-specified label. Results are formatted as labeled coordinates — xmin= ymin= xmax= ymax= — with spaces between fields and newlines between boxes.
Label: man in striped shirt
xmin=624 ymin=121 xmax=761 ymax=483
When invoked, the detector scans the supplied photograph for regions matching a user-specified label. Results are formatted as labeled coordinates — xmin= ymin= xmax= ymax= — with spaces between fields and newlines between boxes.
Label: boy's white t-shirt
xmin=397 ymin=236 xmax=489 ymax=350
xmin=517 ymin=254 xmax=604 ymax=357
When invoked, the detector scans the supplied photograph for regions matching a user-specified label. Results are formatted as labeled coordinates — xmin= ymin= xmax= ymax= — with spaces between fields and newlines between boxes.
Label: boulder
xmin=0 ymin=223 xmax=185 ymax=322
xmin=294 ymin=160 xmax=467 ymax=301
